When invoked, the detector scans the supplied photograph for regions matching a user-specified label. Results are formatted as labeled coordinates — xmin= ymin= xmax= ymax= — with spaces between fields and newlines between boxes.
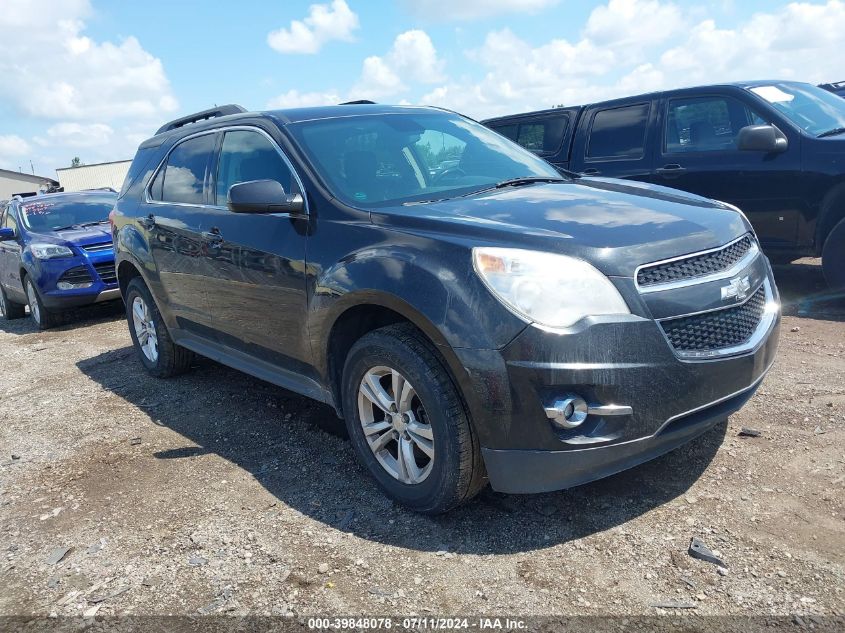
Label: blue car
xmin=0 ymin=190 xmax=120 ymax=329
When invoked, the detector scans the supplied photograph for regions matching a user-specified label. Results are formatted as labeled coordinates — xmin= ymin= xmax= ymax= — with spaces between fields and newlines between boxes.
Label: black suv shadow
xmin=772 ymin=260 xmax=845 ymax=322
xmin=0 ymin=301 xmax=125 ymax=335
xmin=78 ymin=346 xmax=726 ymax=554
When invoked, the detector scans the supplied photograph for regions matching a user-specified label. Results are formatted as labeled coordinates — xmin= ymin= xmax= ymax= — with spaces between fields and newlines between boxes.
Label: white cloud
xmin=0 ymin=135 xmax=32 ymax=158
xmin=267 ymin=0 xmax=359 ymax=54
xmin=403 ymin=0 xmax=559 ymax=20
xmin=39 ymin=123 xmax=115 ymax=148
xmin=267 ymin=89 xmax=342 ymax=109
xmin=585 ymin=0 xmax=684 ymax=48
xmin=421 ymin=0 xmax=845 ymax=119
xmin=0 ymin=0 xmax=177 ymax=121
xmin=351 ymin=30 xmax=444 ymax=99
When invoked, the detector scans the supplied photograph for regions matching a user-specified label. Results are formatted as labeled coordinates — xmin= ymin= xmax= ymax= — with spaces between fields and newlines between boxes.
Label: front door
xmin=0 ymin=206 xmax=25 ymax=303
xmin=201 ymin=128 xmax=312 ymax=375
xmin=649 ymin=94 xmax=804 ymax=249
xmin=142 ymin=132 xmax=216 ymax=335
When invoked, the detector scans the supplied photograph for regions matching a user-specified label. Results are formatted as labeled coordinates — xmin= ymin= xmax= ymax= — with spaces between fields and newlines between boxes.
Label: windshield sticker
xmin=751 ymin=86 xmax=795 ymax=104
xmin=21 ymin=202 xmax=57 ymax=216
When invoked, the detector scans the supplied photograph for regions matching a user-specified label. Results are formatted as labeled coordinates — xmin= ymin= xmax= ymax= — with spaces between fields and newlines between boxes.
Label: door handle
xmin=656 ymin=164 xmax=686 ymax=178
xmin=140 ymin=213 xmax=156 ymax=230
xmin=581 ymin=168 xmax=600 ymax=176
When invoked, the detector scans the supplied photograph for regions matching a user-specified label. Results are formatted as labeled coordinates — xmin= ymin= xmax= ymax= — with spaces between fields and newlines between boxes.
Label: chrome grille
xmin=93 ymin=261 xmax=117 ymax=284
xmin=659 ymin=284 xmax=767 ymax=354
xmin=638 ymin=235 xmax=754 ymax=287
xmin=82 ymin=242 xmax=113 ymax=253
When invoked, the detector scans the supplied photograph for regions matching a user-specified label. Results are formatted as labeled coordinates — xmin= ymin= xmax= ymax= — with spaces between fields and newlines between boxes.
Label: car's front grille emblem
xmin=720 ymin=275 xmax=751 ymax=302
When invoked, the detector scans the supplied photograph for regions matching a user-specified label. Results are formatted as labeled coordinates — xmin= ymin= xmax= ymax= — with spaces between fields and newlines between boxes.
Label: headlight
xmin=29 ymin=244 xmax=74 ymax=259
xmin=472 ymin=247 xmax=630 ymax=328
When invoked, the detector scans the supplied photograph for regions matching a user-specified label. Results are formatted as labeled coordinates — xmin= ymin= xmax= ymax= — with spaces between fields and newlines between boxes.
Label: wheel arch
xmin=816 ymin=181 xmax=845 ymax=254
xmin=323 ymin=294 xmax=474 ymax=422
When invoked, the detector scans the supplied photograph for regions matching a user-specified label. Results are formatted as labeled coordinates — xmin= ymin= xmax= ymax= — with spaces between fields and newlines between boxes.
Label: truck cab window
xmin=587 ymin=104 xmax=650 ymax=159
xmin=665 ymin=96 xmax=768 ymax=153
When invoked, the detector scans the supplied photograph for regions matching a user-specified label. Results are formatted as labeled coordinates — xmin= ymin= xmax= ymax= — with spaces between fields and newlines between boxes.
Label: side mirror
xmin=227 ymin=179 xmax=306 ymax=216
xmin=737 ymin=124 xmax=788 ymax=153
xmin=0 ymin=227 xmax=15 ymax=241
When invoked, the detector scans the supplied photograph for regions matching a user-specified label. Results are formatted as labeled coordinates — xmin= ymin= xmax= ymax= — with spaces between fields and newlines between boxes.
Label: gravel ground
xmin=0 ymin=260 xmax=843 ymax=619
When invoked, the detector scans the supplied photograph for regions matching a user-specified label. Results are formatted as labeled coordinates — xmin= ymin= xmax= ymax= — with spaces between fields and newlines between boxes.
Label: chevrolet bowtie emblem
xmin=721 ymin=275 xmax=751 ymax=302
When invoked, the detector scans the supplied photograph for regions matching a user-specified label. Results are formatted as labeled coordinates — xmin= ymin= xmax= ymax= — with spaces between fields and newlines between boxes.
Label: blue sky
xmin=1 ymin=0 xmax=843 ymax=177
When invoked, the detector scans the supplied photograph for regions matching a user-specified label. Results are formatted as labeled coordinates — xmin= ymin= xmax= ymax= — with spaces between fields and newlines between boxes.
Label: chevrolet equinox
xmin=112 ymin=103 xmax=780 ymax=513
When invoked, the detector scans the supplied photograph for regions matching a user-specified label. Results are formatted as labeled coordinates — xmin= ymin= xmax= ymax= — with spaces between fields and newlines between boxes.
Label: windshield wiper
xmin=52 ymin=219 xmax=109 ymax=231
xmin=817 ymin=127 xmax=845 ymax=138
xmin=402 ymin=176 xmax=570 ymax=206
xmin=458 ymin=176 xmax=569 ymax=198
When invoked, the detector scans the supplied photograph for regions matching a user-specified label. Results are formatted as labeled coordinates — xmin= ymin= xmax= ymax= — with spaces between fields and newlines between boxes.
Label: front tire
xmin=0 ymin=285 xmax=26 ymax=320
xmin=24 ymin=277 xmax=62 ymax=329
xmin=822 ymin=217 xmax=845 ymax=292
xmin=125 ymin=277 xmax=194 ymax=377
xmin=342 ymin=324 xmax=485 ymax=514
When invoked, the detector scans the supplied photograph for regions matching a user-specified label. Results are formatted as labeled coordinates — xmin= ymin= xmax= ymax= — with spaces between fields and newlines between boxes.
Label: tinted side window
xmin=665 ymin=96 xmax=769 ymax=153
xmin=215 ymin=130 xmax=295 ymax=205
xmin=158 ymin=134 xmax=215 ymax=204
xmin=587 ymin=103 xmax=650 ymax=159
xmin=492 ymin=124 xmax=518 ymax=141
xmin=4 ymin=207 xmax=18 ymax=233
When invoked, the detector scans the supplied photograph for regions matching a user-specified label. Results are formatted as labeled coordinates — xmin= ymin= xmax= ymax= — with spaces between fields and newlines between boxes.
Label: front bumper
xmin=27 ymin=253 xmax=119 ymax=310
xmin=453 ymin=276 xmax=780 ymax=494
xmin=40 ymin=287 xmax=121 ymax=309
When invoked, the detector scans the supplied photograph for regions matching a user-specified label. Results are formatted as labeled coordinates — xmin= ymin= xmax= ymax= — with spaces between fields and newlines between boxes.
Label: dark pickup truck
xmin=484 ymin=81 xmax=845 ymax=289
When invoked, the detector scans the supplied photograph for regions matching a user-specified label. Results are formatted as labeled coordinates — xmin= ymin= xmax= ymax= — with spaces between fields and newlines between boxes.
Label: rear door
xmin=143 ymin=132 xmax=216 ymax=334
xmin=199 ymin=126 xmax=312 ymax=374
xmin=570 ymin=100 xmax=658 ymax=181
xmin=650 ymin=92 xmax=804 ymax=248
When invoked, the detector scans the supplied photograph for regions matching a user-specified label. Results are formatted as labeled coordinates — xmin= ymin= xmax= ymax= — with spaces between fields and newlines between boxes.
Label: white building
xmin=0 ymin=168 xmax=59 ymax=201
xmin=56 ymin=160 xmax=132 ymax=193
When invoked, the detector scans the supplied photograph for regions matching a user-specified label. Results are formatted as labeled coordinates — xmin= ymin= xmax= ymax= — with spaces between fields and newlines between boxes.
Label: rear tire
xmin=24 ymin=277 xmax=62 ymax=330
xmin=125 ymin=277 xmax=194 ymax=378
xmin=0 ymin=285 xmax=26 ymax=320
xmin=822 ymin=217 xmax=845 ymax=292
xmin=342 ymin=323 xmax=486 ymax=514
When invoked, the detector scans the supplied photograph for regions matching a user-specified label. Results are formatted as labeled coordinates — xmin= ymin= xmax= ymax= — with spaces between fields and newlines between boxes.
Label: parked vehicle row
xmin=105 ymin=102 xmax=780 ymax=513
xmin=0 ymin=190 xmax=119 ymax=328
xmin=483 ymin=80 xmax=845 ymax=290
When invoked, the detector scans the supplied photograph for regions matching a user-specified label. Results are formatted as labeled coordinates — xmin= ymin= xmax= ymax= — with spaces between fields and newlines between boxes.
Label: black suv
xmin=113 ymin=103 xmax=779 ymax=513
xmin=484 ymin=81 xmax=845 ymax=289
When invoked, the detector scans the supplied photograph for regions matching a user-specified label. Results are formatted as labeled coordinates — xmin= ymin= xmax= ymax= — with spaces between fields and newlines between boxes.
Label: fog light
xmin=57 ymin=281 xmax=93 ymax=290
xmin=545 ymin=395 xmax=588 ymax=429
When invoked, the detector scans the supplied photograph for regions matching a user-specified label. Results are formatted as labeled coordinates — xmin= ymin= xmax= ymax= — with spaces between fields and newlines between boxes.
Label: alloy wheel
xmin=25 ymin=281 xmax=40 ymax=325
xmin=132 ymin=296 xmax=159 ymax=363
xmin=357 ymin=366 xmax=435 ymax=484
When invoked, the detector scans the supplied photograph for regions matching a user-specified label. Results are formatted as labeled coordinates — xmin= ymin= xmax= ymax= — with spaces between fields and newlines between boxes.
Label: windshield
xmin=287 ymin=112 xmax=564 ymax=208
xmin=748 ymin=83 xmax=845 ymax=136
xmin=20 ymin=195 xmax=116 ymax=232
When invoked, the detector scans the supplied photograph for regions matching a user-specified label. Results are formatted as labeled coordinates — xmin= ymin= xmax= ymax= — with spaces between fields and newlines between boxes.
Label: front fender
xmin=310 ymin=242 xmax=527 ymax=359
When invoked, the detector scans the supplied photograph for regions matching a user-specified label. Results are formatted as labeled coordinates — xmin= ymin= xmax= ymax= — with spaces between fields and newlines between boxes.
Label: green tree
xmin=70 ymin=157 xmax=82 ymax=168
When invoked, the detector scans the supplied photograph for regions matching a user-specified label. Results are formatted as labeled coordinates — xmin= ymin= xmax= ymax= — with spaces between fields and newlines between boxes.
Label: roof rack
xmin=339 ymin=100 xmax=376 ymax=105
xmin=155 ymin=104 xmax=248 ymax=135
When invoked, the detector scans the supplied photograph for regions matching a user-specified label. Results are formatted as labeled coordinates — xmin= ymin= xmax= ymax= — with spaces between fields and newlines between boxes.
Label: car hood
xmin=371 ymin=178 xmax=751 ymax=277
xmin=29 ymin=225 xmax=113 ymax=249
